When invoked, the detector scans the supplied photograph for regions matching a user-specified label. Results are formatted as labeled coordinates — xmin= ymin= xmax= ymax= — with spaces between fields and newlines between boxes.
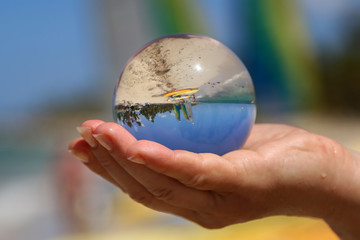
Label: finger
xmin=82 ymin=119 xmax=105 ymax=127
xmin=74 ymin=119 xmax=125 ymax=188
xmin=70 ymin=138 xmax=200 ymax=222
xmin=80 ymin=125 xmax=204 ymax=220
xmin=92 ymin=124 xmax=216 ymax=211
xmin=75 ymin=119 xmax=105 ymax=148
xmin=68 ymin=137 xmax=124 ymax=190
xmin=75 ymin=121 xmax=132 ymax=193
xmin=125 ymin=140 xmax=238 ymax=191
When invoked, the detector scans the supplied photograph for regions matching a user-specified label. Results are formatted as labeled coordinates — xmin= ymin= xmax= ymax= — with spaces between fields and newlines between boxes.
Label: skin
xmin=69 ymin=120 xmax=360 ymax=239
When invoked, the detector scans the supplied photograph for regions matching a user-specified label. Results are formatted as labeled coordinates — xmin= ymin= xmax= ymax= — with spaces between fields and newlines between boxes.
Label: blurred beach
xmin=1 ymin=0 xmax=359 ymax=239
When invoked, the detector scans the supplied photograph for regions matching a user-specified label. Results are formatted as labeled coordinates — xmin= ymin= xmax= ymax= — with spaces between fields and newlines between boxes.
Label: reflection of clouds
xmin=159 ymin=113 xmax=168 ymax=118
xmin=223 ymin=72 xmax=245 ymax=85
xmin=196 ymin=71 xmax=253 ymax=100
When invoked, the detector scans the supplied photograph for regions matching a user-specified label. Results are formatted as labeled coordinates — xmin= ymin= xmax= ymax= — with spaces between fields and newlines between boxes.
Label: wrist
xmin=324 ymin=148 xmax=360 ymax=239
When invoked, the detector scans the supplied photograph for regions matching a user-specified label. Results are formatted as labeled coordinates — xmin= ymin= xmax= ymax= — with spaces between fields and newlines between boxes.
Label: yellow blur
xmin=54 ymin=193 xmax=338 ymax=240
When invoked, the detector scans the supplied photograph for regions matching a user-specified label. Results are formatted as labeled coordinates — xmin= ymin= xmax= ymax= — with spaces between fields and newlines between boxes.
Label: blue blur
xmin=121 ymin=103 xmax=256 ymax=155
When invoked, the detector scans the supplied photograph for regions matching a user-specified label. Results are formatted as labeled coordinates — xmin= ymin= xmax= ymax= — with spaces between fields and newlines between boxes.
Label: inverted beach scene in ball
xmin=113 ymin=34 xmax=256 ymax=155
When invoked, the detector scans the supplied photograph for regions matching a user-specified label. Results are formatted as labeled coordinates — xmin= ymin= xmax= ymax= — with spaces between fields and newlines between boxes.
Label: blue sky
xmin=1 ymin=0 xmax=359 ymax=123
xmin=0 ymin=0 xmax=105 ymax=113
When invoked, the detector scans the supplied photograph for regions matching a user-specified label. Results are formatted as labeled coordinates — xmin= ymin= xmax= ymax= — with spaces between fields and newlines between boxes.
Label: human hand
xmin=69 ymin=120 xmax=360 ymax=238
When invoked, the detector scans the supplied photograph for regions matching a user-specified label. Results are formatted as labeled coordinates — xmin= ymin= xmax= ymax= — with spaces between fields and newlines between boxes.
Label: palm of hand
xmin=70 ymin=121 xmax=342 ymax=228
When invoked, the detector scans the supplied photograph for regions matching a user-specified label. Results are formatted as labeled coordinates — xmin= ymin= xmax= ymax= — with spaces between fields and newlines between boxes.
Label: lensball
xmin=113 ymin=34 xmax=256 ymax=155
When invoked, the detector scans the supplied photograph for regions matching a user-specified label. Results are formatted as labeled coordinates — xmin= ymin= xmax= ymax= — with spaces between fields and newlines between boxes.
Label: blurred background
xmin=1 ymin=0 xmax=359 ymax=239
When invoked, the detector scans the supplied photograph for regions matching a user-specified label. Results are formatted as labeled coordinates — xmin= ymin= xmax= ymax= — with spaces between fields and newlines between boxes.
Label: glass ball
xmin=113 ymin=34 xmax=256 ymax=155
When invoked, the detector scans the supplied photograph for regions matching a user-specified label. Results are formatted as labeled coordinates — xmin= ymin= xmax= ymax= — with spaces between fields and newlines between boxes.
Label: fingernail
xmin=93 ymin=134 xmax=113 ymax=151
xmin=127 ymin=155 xmax=145 ymax=164
xmin=69 ymin=149 xmax=89 ymax=163
xmin=76 ymin=126 xmax=97 ymax=148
